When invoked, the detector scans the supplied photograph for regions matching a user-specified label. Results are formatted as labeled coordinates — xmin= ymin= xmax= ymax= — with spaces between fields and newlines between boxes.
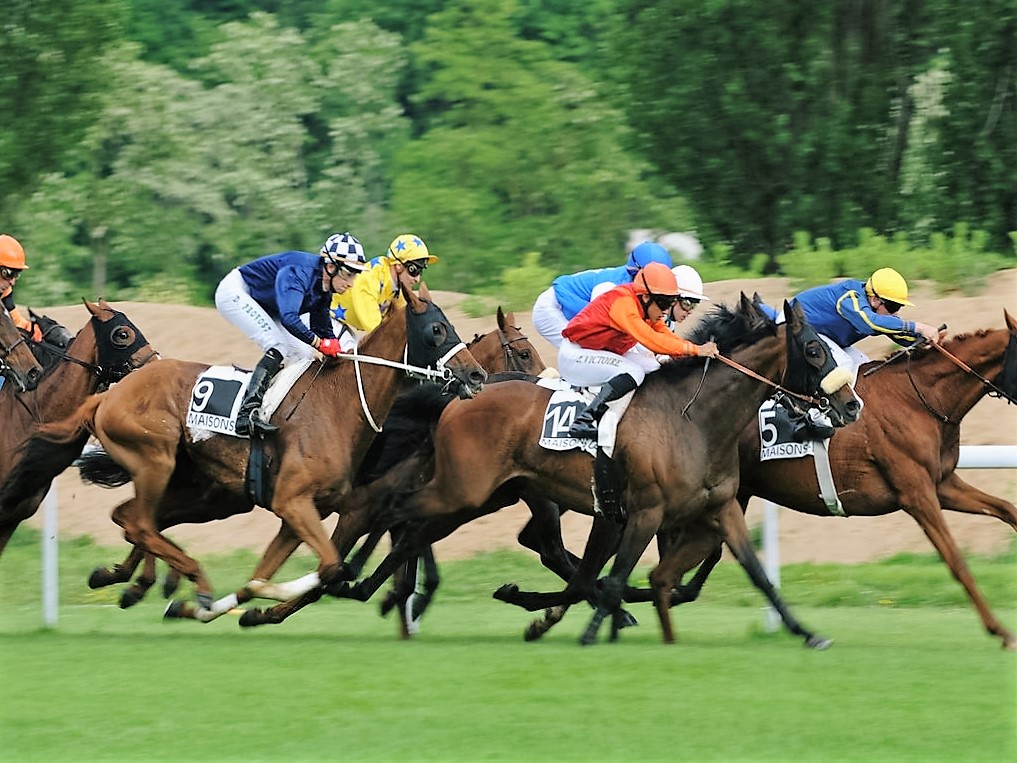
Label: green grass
xmin=1 ymin=531 xmax=1015 ymax=762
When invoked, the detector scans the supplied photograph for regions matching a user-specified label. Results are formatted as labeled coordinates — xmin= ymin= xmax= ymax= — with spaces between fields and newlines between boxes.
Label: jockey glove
xmin=318 ymin=337 xmax=342 ymax=357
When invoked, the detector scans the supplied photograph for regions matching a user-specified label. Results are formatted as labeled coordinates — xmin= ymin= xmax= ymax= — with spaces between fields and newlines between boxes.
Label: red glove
xmin=318 ymin=337 xmax=342 ymax=357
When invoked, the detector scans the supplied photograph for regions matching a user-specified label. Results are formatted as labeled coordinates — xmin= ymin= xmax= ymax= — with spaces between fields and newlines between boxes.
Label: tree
xmin=0 ymin=0 xmax=126 ymax=218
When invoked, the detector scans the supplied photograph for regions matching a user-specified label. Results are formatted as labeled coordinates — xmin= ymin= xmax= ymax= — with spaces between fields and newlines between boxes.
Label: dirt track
xmin=25 ymin=270 xmax=1017 ymax=565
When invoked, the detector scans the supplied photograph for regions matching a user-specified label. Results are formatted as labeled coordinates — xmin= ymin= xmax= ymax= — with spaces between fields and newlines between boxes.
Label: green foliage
xmin=775 ymin=225 xmax=1012 ymax=294
xmin=0 ymin=0 xmax=127 ymax=218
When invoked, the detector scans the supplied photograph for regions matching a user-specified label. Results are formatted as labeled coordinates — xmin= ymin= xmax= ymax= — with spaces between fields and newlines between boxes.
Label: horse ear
xmin=784 ymin=300 xmax=805 ymax=332
xmin=1005 ymin=308 xmax=1016 ymax=334
xmin=740 ymin=292 xmax=769 ymax=331
xmin=497 ymin=306 xmax=506 ymax=330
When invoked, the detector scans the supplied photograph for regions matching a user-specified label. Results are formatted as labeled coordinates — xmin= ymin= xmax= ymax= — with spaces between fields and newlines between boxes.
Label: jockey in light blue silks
xmin=531 ymin=242 xmax=673 ymax=349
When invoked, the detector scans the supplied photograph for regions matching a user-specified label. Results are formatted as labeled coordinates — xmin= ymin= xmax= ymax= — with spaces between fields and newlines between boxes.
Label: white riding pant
xmin=820 ymin=335 xmax=869 ymax=386
xmin=532 ymin=287 xmax=568 ymax=349
xmin=215 ymin=268 xmax=315 ymax=363
xmin=558 ymin=339 xmax=660 ymax=388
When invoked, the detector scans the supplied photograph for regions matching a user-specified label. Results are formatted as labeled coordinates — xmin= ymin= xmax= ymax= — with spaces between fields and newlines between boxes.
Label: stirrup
xmin=249 ymin=409 xmax=278 ymax=435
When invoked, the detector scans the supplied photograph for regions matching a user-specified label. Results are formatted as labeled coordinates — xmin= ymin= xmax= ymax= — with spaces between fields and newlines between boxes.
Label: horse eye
xmin=520 ymin=351 xmax=531 ymax=360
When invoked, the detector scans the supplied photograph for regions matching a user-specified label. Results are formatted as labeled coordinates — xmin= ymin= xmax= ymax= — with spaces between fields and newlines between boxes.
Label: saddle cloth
xmin=186 ymin=358 xmax=311 ymax=441
xmin=536 ymin=377 xmax=633 ymax=458
xmin=757 ymin=398 xmax=844 ymax=516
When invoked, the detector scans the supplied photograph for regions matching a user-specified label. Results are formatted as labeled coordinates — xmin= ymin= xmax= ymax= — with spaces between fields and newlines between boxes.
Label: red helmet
xmin=633 ymin=262 xmax=679 ymax=297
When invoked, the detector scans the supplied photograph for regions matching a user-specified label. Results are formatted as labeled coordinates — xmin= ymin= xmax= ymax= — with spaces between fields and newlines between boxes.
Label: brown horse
xmin=37 ymin=284 xmax=486 ymax=609
xmin=0 ymin=304 xmax=43 ymax=393
xmin=639 ymin=310 xmax=1017 ymax=650
xmin=238 ymin=295 xmax=860 ymax=644
xmin=0 ymin=300 xmax=156 ymax=558
xmin=85 ymin=306 xmax=544 ymax=610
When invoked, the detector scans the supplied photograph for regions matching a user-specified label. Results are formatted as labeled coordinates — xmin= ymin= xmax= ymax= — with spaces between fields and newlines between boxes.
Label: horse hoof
xmin=238 ymin=609 xmax=262 ymax=628
xmin=805 ymin=635 xmax=834 ymax=650
xmin=618 ymin=610 xmax=638 ymax=629
xmin=379 ymin=591 xmax=398 ymax=617
xmin=523 ymin=622 xmax=543 ymax=642
xmin=87 ymin=567 xmax=113 ymax=589
xmin=119 ymin=589 xmax=143 ymax=609
xmin=162 ymin=576 xmax=180 ymax=599
xmin=1002 ymin=634 xmax=1017 ymax=651
xmin=163 ymin=600 xmax=185 ymax=620
xmin=492 ymin=583 xmax=519 ymax=602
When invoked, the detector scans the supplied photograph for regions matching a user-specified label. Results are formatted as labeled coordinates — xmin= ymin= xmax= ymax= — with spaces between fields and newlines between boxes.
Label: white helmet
xmin=672 ymin=264 xmax=710 ymax=301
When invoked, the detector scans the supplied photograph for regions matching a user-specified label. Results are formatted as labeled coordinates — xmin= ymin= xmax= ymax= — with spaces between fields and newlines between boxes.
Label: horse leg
xmin=903 ymin=493 xmax=1017 ymax=651
xmin=580 ymin=507 xmax=660 ymax=646
xmin=647 ymin=524 xmax=723 ymax=644
xmin=936 ymin=472 xmax=1017 ymax=530
xmin=515 ymin=493 xmax=581 ymax=581
xmin=717 ymin=498 xmax=832 ymax=650
xmin=88 ymin=544 xmax=144 ymax=590
xmin=166 ymin=523 xmax=309 ymax=623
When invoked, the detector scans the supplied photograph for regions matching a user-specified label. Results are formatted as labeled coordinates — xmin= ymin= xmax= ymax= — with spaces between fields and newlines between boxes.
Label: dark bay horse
xmin=85 ymin=306 xmax=544 ymax=610
xmin=0 ymin=305 xmax=43 ymax=393
xmin=653 ymin=310 xmax=1017 ymax=650
xmin=240 ymin=295 xmax=860 ymax=643
xmin=0 ymin=300 xmax=156 ymax=558
xmin=38 ymin=284 xmax=486 ymax=609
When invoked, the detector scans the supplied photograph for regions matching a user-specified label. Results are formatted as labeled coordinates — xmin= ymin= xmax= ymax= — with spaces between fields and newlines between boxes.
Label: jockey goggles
xmin=0 ymin=267 xmax=21 ymax=281
xmin=651 ymin=294 xmax=679 ymax=311
xmin=676 ymin=296 xmax=700 ymax=312
xmin=403 ymin=260 xmax=427 ymax=278
xmin=873 ymin=292 xmax=903 ymax=314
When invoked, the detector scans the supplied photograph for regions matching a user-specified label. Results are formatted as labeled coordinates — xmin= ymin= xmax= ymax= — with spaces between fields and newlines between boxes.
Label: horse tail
xmin=75 ymin=449 xmax=131 ymax=488
xmin=36 ymin=393 xmax=104 ymax=446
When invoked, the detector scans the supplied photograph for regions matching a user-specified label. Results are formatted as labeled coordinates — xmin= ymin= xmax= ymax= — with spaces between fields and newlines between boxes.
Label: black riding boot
xmin=235 ymin=348 xmax=283 ymax=437
xmin=568 ymin=373 xmax=638 ymax=439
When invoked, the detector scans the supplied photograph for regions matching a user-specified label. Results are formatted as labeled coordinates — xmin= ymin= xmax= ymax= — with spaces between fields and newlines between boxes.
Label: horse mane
xmin=656 ymin=301 xmax=776 ymax=382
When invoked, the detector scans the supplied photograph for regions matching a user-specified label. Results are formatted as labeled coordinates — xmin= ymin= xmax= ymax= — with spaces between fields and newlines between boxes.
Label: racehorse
xmin=238 ymin=295 xmax=860 ymax=644
xmin=636 ymin=310 xmax=1017 ymax=650
xmin=37 ymin=283 xmax=486 ymax=609
xmin=0 ymin=304 xmax=43 ymax=393
xmin=85 ymin=306 xmax=544 ymax=611
xmin=0 ymin=300 xmax=156 ymax=558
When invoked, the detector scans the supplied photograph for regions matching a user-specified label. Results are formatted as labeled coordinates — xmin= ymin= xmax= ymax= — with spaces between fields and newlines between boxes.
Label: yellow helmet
xmin=387 ymin=234 xmax=438 ymax=265
xmin=0 ymin=234 xmax=29 ymax=270
xmin=866 ymin=267 xmax=912 ymax=307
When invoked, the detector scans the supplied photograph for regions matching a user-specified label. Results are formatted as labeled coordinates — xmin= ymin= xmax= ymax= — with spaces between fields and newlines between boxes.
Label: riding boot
xmin=235 ymin=348 xmax=284 ymax=437
xmin=568 ymin=373 xmax=638 ymax=439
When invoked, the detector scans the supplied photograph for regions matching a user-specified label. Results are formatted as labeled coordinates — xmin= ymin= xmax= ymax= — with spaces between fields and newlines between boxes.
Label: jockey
xmin=0 ymin=234 xmax=42 ymax=343
xmin=330 ymin=234 xmax=438 ymax=350
xmin=788 ymin=267 xmax=944 ymax=382
xmin=665 ymin=264 xmax=711 ymax=331
xmin=532 ymin=241 xmax=674 ymax=349
xmin=214 ymin=232 xmax=368 ymax=436
xmin=560 ymin=262 xmax=720 ymax=438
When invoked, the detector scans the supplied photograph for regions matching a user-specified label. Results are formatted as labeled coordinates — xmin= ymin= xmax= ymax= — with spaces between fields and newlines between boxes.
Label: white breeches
xmin=532 ymin=287 xmax=568 ymax=349
xmin=214 ymin=268 xmax=314 ymax=362
xmin=558 ymin=339 xmax=660 ymax=387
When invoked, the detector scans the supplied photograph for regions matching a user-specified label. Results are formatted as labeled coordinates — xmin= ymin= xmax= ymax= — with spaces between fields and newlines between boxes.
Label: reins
xmin=713 ymin=353 xmax=824 ymax=407
xmin=863 ymin=325 xmax=1017 ymax=423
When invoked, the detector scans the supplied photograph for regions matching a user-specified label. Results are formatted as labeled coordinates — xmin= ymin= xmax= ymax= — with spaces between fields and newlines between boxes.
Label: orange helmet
xmin=633 ymin=262 xmax=679 ymax=297
xmin=0 ymin=235 xmax=28 ymax=270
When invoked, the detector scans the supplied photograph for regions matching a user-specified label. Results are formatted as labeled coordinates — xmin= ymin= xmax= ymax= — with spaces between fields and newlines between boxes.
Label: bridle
xmin=863 ymin=331 xmax=1017 ymax=424
xmin=469 ymin=325 xmax=534 ymax=373
xmin=0 ymin=331 xmax=31 ymax=375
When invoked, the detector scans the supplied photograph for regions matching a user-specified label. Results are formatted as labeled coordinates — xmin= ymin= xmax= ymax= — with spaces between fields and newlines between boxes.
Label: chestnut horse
xmin=84 ymin=306 xmax=544 ymax=610
xmin=638 ymin=310 xmax=1017 ymax=650
xmin=239 ymin=295 xmax=860 ymax=644
xmin=0 ymin=304 xmax=43 ymax=393
xmin=37 ymin=284 xmax=486 ymax=609
xmin=0 ymin=300 xmax=156 ymax=558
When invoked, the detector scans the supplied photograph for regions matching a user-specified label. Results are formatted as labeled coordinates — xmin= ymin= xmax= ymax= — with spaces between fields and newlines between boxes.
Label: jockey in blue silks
xmin=531 ymin=241 xmax=673 ymax=349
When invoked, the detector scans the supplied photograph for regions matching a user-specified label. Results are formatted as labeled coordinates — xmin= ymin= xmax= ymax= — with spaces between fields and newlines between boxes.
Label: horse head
xmin=469 ymin=306 xmax=545 ymax=376
xmin=998 ymin=309 xmax=1017 ymax=403
xmin=782 ymin=299 xmax=861 ymax=427
xmin=0 ymin=306 xmax=43 ymax=392
xmin=402 ymin=282 xmax=487 ymax=399
xmin=85 ymin=299 xmax=159 ymax=387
